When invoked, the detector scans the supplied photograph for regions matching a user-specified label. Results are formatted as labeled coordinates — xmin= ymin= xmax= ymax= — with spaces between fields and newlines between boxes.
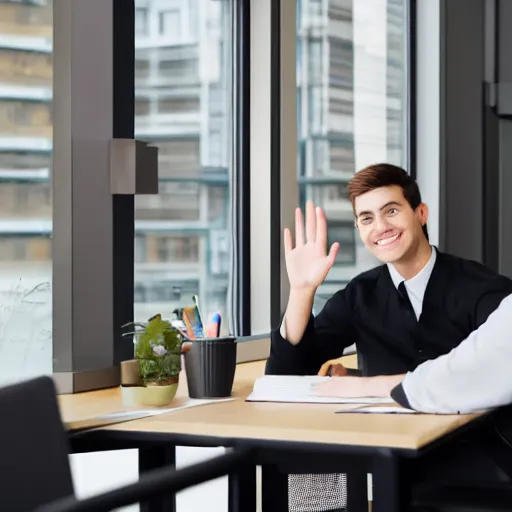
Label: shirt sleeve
xmin=390 ymin=293 xmax=512 ymax=414
xmin=265 ymin=289 xmax=357 ymax=376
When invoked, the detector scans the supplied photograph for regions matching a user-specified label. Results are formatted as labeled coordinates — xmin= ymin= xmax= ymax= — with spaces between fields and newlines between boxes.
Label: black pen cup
xmin=183 ymin=337 xmax=237 ymax=398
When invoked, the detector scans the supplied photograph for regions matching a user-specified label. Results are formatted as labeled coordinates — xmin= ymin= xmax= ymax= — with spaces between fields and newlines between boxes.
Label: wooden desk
xmin=61 ymin=355 xmax=482 ymax=450
xmin=64 ymin=356 xmax=491 ymax=512
xmin=59 ymin=356 xmax=355 ymax=428
xmin=58 ymin=356 xmax=269 ymax=430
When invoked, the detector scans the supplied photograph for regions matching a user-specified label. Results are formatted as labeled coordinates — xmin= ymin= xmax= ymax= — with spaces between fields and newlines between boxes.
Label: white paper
xmin=68 ymin=398 xmax=235 ymax=431
xmin=100 ymin=398 xmax=235 ymax=420
xmin=336 ymin=405 xmax=418 ymax=414
xmin=246 ymin=375 xmax=395 ymax=405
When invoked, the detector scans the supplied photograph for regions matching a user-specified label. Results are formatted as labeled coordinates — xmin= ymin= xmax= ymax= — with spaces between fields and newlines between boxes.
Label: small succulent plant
xmin=122 ymin=315 xmax=183 ymax=386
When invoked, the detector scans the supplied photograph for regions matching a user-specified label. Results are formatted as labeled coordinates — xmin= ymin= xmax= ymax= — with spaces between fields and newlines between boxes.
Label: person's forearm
xmin=280 ymin=287 xmax=316 ymax=344
xmin=362 ymin=374 xmax=405 ymax=397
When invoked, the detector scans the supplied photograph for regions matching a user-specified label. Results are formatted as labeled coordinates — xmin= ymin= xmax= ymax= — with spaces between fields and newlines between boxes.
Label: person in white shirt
xmin=314 ymin=293 xmax=512 ymax=414
xmin=314 ymin=293 xmax=512 ymax=486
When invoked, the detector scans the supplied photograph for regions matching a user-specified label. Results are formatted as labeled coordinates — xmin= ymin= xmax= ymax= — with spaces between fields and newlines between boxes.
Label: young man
xmin=267 ymin=163 xmax=512 ymax=378
xmin=266 ymin=163 xmax=512 ymax=512
xmin=315 ymin=292 xmax=512 ymax=414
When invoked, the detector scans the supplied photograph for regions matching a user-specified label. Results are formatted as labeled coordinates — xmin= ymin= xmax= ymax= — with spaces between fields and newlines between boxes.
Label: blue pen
xmin=211 ymin=313 xmax=221 ymax=337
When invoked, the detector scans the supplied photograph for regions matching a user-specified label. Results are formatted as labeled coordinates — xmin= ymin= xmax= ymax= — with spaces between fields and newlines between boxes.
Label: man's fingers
xmin=305 ymin=200 xmax=316 ymax=243
xmin=295 ymin=207 xmax=305 ymax=246
xmin=315 ymin=206 xmax=328 ymax=250
xmin=327 ymin=242 xmax=340 ymax=265
xmin=284 ymin=228 xmax=292 ymax=255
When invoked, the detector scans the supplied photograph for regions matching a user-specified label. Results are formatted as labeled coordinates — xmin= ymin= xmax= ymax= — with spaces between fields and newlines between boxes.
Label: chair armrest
xmin=35 ymin=448 xmax=253 ymax=512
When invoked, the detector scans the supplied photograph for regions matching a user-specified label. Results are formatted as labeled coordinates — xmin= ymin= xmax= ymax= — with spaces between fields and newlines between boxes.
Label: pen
xmin=212 ymin=312 xmax=221 ymax=337
xmin=205 ymin=312 xmax=221 ymax=338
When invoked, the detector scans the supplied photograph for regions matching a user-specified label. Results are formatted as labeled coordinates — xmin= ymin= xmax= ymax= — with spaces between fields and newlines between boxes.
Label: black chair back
xmin=0 ymin=376 xmax=74 ymax=511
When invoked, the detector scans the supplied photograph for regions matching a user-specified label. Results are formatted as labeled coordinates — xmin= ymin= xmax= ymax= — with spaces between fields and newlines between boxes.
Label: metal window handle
xmin=109 ymin=139 xmax=159 ymax=195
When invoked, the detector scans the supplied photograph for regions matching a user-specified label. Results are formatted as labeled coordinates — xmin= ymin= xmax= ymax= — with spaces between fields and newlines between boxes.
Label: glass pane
xmin=297 ymin=0 xmax=408 ymax=311
xmin=0 ymin=0 xmax=53 ymax=384
xmin=134 ymin=0 xmax=232 ymax=335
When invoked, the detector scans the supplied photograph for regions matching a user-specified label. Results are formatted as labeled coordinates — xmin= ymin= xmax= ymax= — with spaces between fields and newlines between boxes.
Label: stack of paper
xmin=246 ymin=375 xmax=395 ymax=405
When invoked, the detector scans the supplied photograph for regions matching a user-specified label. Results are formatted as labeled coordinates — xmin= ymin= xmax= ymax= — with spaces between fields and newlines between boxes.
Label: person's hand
xmin=181 ymin=342 xmax=192 ymax=354
xmin=313 ymin=375 xmax=405 ymax=399
xmin=284 ymin=201 xmax=340 ymax=292
xmin=318 ymin=357 xmax=348 ymax=377
xmin=312 ymin=377 xmax=368 ymax=398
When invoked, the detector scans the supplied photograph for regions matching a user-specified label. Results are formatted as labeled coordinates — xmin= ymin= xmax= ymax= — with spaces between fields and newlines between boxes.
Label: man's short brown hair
xmin=348 ymin=163 xmax=428 ymax=240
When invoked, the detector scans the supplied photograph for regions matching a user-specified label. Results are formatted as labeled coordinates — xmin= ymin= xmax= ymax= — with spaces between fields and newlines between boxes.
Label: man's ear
xmin=416 ymin=202 xmax=429 ymax=225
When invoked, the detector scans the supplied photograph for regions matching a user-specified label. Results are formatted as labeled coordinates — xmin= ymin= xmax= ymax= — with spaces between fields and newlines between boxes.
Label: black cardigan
xmin=266 ymin=251 xmax=512 ymax=377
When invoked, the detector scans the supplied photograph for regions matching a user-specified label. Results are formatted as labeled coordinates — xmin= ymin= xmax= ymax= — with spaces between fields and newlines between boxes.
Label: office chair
xmin=0 ymin=375 xmax=252 ymax=512
xmin=0 ymin=375 xmax=75 ymax=512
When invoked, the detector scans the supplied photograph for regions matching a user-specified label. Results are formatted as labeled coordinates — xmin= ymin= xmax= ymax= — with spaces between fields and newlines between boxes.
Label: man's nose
xmin=374 ymin=215 xmax=390 ymax=234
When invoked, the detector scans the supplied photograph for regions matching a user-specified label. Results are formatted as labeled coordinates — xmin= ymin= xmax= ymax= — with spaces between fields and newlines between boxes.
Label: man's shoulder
xmin=352 ymin=264 xmax=387 ymax=281
xmin=344 ymin=264 xmax=388 ymax=293
xmin=438 ymin=251 xmax=512 ymax=282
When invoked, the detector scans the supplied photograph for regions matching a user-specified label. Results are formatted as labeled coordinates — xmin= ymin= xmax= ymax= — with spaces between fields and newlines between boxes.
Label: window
xmin=135 ymin=58 xmax=150 ymax=80
xmin=297 ymin=0 xmax=408 ymax=306
xmin=0 ymin=49 xmax=52 ymax=87
xmin=159 ymin=9 xmax=181 ymax=37
xmin=308 ymin=0 xmax=323 ymax=17
xmin=135 ymin=97 xmax=150 ymax=116
xmin=158 ymin=58 xmax=199 ymax=82
xmin=135 ymin=7 xmax=148 ymax=36
xmin=135 ymin=0 xmax=232 ymax=334
xmin=154 ymin=236 xmax=199 ymax=262
xmin=0 ymin=100 xmax=52 ymax=128
xmin=157 ymin=97 xmax=199 ymax=114
xmin=0 ymin=0 xmax=53 ymax=384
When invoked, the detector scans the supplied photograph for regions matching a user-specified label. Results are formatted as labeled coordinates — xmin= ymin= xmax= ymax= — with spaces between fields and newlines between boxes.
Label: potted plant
xmin=120 ymin=314 xmax=183 ymax=407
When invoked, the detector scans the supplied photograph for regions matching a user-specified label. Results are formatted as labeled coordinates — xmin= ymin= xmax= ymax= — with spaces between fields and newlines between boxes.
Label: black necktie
xmin=398 ymin=281 xmax=416 ymax=320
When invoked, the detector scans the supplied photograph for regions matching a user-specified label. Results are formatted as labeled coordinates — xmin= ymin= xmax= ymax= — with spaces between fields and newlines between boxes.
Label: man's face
xmin=354 ymin=185 xmax=428 ymax=264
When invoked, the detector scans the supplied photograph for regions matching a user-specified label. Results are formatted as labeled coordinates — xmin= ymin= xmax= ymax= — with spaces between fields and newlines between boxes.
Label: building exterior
xmin=297 ymin=0 xmax=407 ymax=305
xmin=0 ymin=0 xmax=53 ymax=382
xmin=0 ymin=0 xmax=406 ymax=379
xmin=133 ymin=0 xmax=231 ymax=326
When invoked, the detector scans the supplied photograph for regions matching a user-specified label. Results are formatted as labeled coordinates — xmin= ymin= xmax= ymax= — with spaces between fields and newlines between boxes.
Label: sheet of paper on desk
xmin=246 ymin=375 xmax=395 ymax=405
xmin=67 ymin=398 xmax=235 ymax=432
xmin=336 ymin=405 xmax=418 ymax=414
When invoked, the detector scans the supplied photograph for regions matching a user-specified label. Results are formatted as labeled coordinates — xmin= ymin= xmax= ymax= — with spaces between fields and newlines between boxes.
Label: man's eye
xmin=360 ymin=217 xmax=372 ymax=224
xmin=388 ymin=208 xmax=398 ymax=215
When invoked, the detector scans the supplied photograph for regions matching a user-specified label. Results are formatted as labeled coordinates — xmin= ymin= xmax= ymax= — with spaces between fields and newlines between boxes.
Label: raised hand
xmin=284 ymin=201 xmax=340 ymax=292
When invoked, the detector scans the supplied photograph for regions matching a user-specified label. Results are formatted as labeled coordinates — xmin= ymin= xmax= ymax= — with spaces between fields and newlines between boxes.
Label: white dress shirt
xmin=401 ymin=293 xmax=512 ymax=413
xmin=387 ymin=246 xmax=437 ymax=320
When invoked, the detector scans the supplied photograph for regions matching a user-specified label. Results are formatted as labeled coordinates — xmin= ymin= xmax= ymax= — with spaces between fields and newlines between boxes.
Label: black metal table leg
xmin=346 ymin=472 xmax=368 ymax=512
xmin=261 ymin=465 xmax=288 ymax=512
xmin=372 ymin=451 xmax=410 ymax=512
xmin=228 ymin=462 xmax=257 ymax=512
xmin=139 ymin=445 xmax=176 ymax=512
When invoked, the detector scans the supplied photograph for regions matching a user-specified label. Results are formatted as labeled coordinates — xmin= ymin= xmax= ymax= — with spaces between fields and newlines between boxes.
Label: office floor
xmin=70 ymin=447 xmax=244 ymax=512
